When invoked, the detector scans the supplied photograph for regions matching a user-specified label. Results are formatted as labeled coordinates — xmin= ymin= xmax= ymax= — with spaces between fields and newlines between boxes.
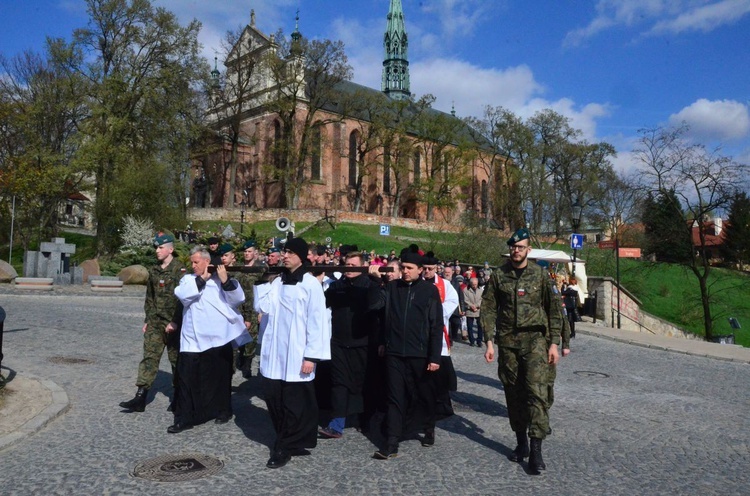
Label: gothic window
xmin=348 ymin=131 xmax=359 ymax=187
xmin=273 ymin=120 xmax=282 ymax=169
xmin=413 ymin=149 xmax=421 ymax=181
xmin=383 ymin=145 xmax=391 ymax=194
xmin=311 ymin=124 xmax=322 ymax=181
xmin=481 ymin=180 xmax=488 ymax=215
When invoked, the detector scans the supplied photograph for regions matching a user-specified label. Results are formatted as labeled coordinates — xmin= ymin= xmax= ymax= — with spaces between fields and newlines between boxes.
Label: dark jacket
xmin=380 ymin=278 xmax=443 ymax=363
xmin=326 ymin=274 xmax=384 ymax=347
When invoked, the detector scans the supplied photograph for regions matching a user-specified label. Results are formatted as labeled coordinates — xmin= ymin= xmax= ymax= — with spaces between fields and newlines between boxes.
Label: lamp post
xmin=571 ymin=199 xmax=584 ymax=277
xmin=239 ymin=200 xmax=246 ymax=235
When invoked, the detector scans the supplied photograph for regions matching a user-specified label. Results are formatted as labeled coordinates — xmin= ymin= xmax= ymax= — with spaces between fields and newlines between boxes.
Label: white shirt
xmin=254 ymin=272 xmax=330 ymax=382
xmin=175 ymin=274 xmax=249 ymax=353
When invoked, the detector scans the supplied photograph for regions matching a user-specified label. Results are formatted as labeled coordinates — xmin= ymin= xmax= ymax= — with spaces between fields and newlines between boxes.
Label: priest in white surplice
xmin=168 ymin=246 xmax=249 ymax=434
xmin=254 ymin=237 xmax=330 ymax=469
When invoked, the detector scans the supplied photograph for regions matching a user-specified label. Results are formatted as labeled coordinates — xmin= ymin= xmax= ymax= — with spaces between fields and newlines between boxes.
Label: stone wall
xmin=587 ymin=276 xmax=700 ymax=340
xmin=187 ymin=207 xmax=468 ymax=233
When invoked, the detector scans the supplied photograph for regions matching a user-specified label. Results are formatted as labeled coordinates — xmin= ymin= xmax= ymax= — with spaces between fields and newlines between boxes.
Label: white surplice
xmin=254 ymin=272 xmax=331 ymax=382
xmin=175 ymin=274 xmax=249 ymax=353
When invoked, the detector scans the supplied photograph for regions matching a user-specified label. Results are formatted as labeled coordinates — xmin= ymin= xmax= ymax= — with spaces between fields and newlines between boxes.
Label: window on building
xmin=273 ymin=120 xmax=282 ymax=169
xmin=383 ymin=144 xmax=391 ymax=194
xmin=413 ymin=150 xmax=421 ymax=181
xmin=481 ymin=180 xmax=488 ymax=215
xmin=311 ymin=125 xmax=322 ymax=181
xmin=348 ymin=131 xmax=358 ymax=187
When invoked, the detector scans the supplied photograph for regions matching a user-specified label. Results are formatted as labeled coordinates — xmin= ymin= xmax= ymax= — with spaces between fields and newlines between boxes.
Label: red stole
xmin=433 ymin=277 xmax=451 ymax=351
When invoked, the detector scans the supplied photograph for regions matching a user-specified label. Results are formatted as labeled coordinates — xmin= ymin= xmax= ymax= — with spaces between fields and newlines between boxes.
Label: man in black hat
xmin=254 ymin=237 xmax=330 ymax=468
xmin=207 ymin=236 xmax=221 ymax=265
xmin=120 ymin=232 xmax=185 ymax=413
xmin=481 ymin=228 xmax=563 ymax=474
xmin=374 ymin=250 xmax=443 ymax=459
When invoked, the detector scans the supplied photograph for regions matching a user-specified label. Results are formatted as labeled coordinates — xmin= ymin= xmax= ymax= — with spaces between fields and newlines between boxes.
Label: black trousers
xmin=262 ymin=377 xmax=318 ymax=453
xmin=174 ymin=342 xmax=233 ymax=426
xmin=384 ymin=355 xmax=438 ymax=444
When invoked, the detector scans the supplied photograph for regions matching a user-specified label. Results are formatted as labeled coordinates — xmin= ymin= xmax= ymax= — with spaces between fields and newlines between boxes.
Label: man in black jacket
xmin=374 ymin=251 xmax=443 ymax=459
xmin=319 ymin=252 xmax=384 ymax=438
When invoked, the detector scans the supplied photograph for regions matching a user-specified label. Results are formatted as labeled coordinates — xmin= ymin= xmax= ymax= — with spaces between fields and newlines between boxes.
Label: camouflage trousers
xmin=497 ymin=332 xmax=550 ymax=439
xmin=136 ymin=321 xmax=179 ymax=388
xmin=234 ymin=321 xmax=259 ymax=373
xmin=546 ymin=363 xmax=557 ymax=410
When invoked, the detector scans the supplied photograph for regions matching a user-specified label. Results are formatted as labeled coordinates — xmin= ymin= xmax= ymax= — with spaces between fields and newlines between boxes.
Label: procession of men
xmin=119 ymin=227 xmax=568 ymax=475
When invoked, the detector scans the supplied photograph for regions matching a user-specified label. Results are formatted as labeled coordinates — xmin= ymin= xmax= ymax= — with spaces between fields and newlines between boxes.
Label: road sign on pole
xmin=571 ymin=234 xmax=584 ymax=250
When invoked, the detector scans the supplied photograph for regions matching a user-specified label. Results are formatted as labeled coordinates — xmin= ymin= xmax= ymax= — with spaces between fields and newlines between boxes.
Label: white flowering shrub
xmin=120 ymin=215 xmax=155 ymax=249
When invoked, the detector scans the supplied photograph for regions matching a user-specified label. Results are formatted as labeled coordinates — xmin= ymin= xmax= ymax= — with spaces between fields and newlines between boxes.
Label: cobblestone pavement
xmin=1 ymin=289 xmax=749 ymax=495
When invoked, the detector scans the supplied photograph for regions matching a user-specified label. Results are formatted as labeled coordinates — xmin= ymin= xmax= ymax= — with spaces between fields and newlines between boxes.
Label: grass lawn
xmin=582 ymin=246 xmax=750 ymax=346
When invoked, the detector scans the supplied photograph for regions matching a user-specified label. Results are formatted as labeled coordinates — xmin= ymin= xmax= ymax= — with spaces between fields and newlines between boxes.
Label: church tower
xmin=382 ymin=0 xmax=410 ymax=100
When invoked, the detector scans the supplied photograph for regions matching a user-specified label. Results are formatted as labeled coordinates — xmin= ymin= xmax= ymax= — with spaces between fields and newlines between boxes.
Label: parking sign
xmin=379 ymin=224 xmax=391 ymax=236
xmin=571 ymin=234 xmax=584 ymax=250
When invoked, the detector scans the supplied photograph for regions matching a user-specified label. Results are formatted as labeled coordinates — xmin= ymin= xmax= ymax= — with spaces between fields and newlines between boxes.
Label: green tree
xmin=207 ymin=25 xmax=265 ymax=207
xmin=0 ymin=48 xmax=85 ymax=249
xmin=634 ymin=124 xmax=747 ymax=340
xmin=59 ymin=0 xmax=208 ymax=254
xmin=411 ymin=105 xmax=471 ymax=221
xmin=264 ymin=29 xmax=352 ymax=209
xmin=641 ymin=190 xmax=692 ymax=263
xmin=721 ymin=191 xmax=750 ymax=270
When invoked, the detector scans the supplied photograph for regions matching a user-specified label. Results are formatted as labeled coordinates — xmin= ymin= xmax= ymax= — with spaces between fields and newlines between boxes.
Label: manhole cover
xmin=574 ymin=370 xmax=610 ymax=378
xmin=132 ymin=453 xmax=224 ymax=482
xmin=48 ymin=356 xmax=92 ymax=364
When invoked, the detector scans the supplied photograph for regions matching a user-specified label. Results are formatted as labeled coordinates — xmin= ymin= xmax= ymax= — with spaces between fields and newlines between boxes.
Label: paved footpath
xmin=1 ymin=286 xmax=750 ymax=495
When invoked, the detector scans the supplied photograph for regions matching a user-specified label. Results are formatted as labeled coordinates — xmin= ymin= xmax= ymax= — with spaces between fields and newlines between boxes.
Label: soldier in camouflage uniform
xmin=481 ymin=228 xmax=563 ymax=474
xmin=120 ymin=232 xmax=186 ymax=413
xmin=235 ymin=239 xmax=267 ymax=378
xmin=546 ymin=279 xmax=571 ymax=412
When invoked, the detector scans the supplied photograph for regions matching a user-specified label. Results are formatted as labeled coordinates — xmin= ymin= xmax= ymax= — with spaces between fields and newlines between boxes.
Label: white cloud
xmin=410 ymin=58 xmax=544 ymax=117
xmin=648 ymin=0 xmax=750 ymax=35
xmin=669 ymin=98 xmax=750 ymax=141
xmin=564 ymin=0 xmax=750 ymax=46
xmin=418 ymin=0 xmax=498 ymax=38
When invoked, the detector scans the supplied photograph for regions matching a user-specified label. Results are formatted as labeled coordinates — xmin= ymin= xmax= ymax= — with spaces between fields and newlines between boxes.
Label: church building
xmin=194 ymin=0 xmax=500 ymax=224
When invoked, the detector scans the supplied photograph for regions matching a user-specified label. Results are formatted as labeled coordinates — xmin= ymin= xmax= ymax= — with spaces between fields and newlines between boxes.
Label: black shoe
xmin=289 ymin=448 xmax=311 ymax=456
xmin=266 ymin=451 xmax=291 ymax=469
xmin=421 ymin=429 xmax=435 ymax=447
xmin=528 ymin=438 xmax=546 ymax=474
xmin=214 ymin=413 xmax=233 ymax=424
xmin=508 ymin=431 xmax=529 ymax=462
xmin=119 ymin=387 xmax=148 ymax=412
xmin=373 ymin=444 xmax=399 ymax=459
xmin=167 ymin=422 xmax=193 ymax=434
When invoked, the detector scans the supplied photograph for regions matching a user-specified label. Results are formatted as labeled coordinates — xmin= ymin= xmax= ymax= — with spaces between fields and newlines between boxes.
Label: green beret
xmin=507 ymin=228 xmax=530 ymax=246
xmin=153 ymin=232 xmax=174 ymax=246
xmin=218 ymin=243 xmax=235 ymax=255
xmin=242 ymin=239 xmax=257 ymax=250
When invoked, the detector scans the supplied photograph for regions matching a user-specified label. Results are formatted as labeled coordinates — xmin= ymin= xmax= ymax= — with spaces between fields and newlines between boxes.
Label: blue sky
xmin=2 ymin=0 xmax=750 ymax=172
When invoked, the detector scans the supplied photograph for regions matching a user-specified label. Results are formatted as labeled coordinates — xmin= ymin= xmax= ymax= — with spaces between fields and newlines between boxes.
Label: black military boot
xmin=508 ymin=431 xmax=529 ymax=462
xmin=528 ymin=438 xmax=546 ymax=474
xmin=119 ymin=387 xmax=148 ymax=412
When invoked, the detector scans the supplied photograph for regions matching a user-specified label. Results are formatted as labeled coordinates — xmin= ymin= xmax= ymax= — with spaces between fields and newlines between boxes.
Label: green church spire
xmin=382 ymin=0 xmax=410 ymax=100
